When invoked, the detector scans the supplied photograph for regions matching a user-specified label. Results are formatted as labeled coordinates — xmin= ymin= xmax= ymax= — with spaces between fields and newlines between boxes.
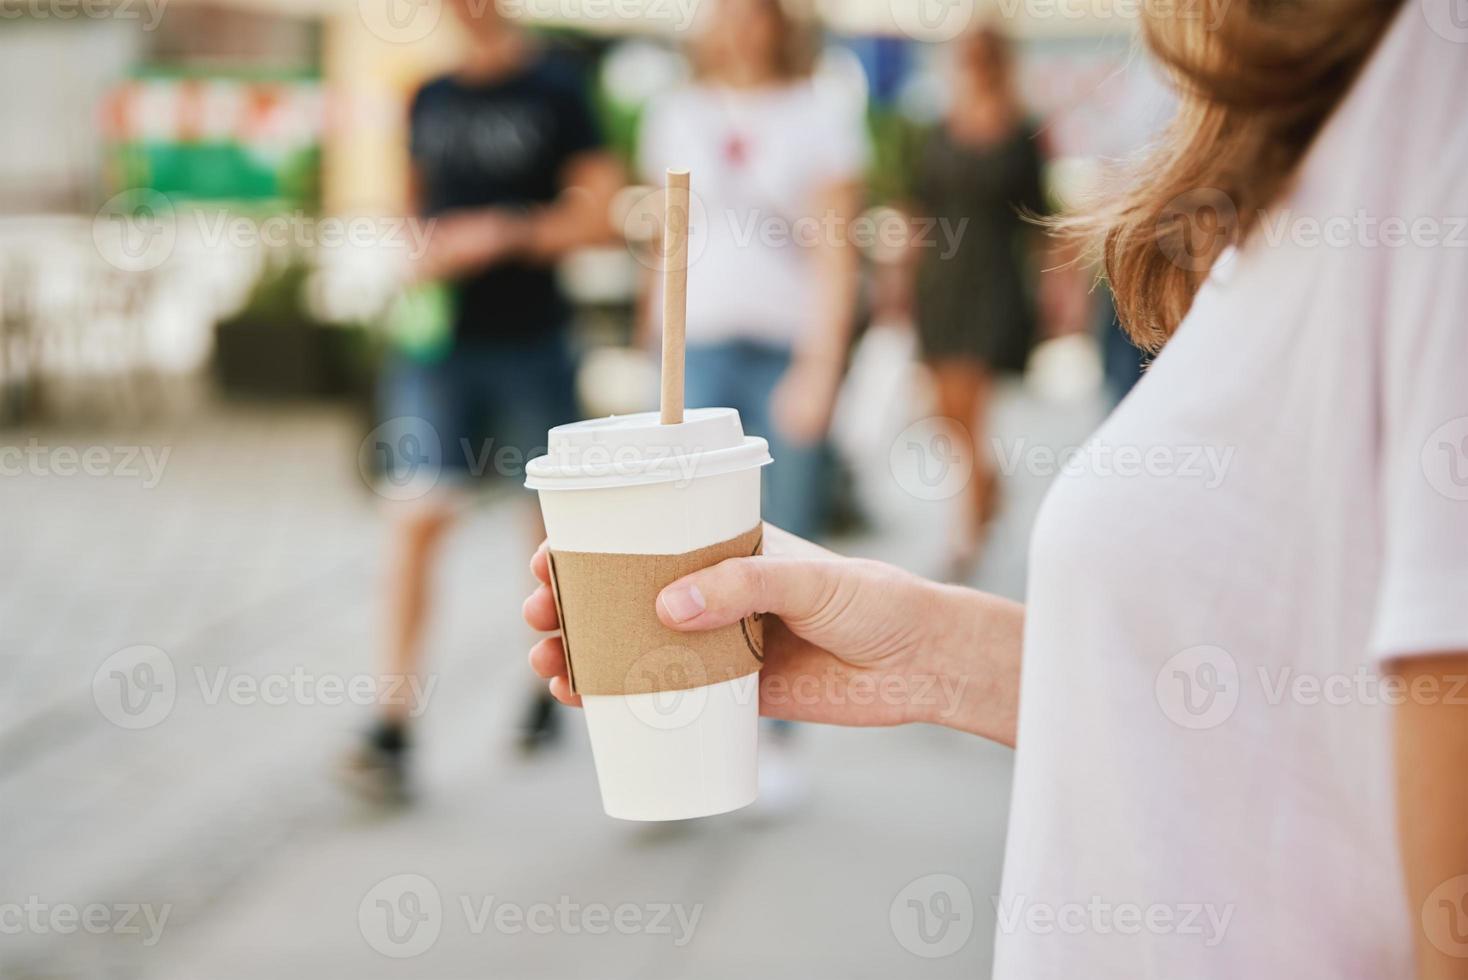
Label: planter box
xmin=213 ymin=318 xmax=375 ymax=399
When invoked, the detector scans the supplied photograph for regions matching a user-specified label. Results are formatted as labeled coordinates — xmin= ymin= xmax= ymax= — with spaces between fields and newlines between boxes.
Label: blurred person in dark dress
xmin=909 ymin=27 xmax=1051 ymax=578
xmin=342 ymin=0 xmax=620 ymax=804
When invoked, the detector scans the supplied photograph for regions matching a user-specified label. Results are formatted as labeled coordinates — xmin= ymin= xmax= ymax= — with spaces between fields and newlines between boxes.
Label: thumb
xmin=655 ymin=556 xmax=834 ymax=631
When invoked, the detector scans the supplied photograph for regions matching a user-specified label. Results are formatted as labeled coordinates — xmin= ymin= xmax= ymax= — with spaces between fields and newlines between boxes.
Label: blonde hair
xmin=1066 ymin=0 xmax=1403 ymax=350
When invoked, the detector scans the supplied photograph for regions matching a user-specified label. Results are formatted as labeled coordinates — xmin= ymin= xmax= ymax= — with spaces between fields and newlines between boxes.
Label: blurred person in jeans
xmin=636 ymin=0 xmax=866 ymax=809
xmin=343 ymin=0 xmax=620 ymax=804
xmin=637 ymin=0 xmax=866 ymax=543
xmin=908 ymin=27 xmax=1066 ymax=579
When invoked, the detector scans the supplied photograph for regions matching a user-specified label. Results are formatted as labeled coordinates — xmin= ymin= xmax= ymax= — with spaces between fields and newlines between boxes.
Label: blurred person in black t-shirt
xmin=342 ymin=0 xmax=621 ymax=804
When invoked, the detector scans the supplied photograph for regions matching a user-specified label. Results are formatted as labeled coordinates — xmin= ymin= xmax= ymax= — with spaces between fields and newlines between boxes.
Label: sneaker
xmin=516 ymin=690 xmax=561 ymax=756
xmin=338 ymin=724 xmax=411 ymax=806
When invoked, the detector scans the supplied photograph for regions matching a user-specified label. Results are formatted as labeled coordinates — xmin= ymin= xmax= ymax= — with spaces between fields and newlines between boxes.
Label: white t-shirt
xmin=638 ymin=80 xmax=868 ymax=348
xmin=999 ymin=8 xmax=1468 ymax=978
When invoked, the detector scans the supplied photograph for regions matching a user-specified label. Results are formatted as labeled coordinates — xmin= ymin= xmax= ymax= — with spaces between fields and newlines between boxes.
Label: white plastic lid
xmin=524 ymin=407 xmax=771 ymax=491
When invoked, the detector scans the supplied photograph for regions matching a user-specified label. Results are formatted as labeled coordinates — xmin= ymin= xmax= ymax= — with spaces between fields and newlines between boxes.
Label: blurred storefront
xmin=0 ymin=0 xmax=1160 ymax=424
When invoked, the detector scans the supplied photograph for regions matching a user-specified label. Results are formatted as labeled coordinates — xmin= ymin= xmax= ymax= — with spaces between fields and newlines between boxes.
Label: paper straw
xmin=660 ymin=169 xmax=690 ymax=425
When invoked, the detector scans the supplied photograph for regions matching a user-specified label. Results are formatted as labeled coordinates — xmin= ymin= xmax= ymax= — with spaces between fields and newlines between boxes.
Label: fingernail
xmin=659 ymin=584 xmax=706 ymax=623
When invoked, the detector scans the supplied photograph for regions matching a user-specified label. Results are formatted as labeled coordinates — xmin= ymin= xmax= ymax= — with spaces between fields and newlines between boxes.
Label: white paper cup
xmin=525 ymin=408 xmax=771 ymax=821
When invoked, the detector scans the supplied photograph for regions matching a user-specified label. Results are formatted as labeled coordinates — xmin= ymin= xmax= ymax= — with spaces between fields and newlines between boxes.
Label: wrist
xmin=911 ymin=582 xmax=1022 ymax=746
xmin=795 ymin=351 xmax=842 ymax=370
xmin=789 ymin=354 xmax=843 ymax=393
xmin=497 ymin=212 xmax=536 ymax=258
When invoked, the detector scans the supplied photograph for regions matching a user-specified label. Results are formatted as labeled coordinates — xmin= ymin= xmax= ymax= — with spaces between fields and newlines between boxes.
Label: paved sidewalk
xmin=0 ymin=376 xmax=1104 ymax=979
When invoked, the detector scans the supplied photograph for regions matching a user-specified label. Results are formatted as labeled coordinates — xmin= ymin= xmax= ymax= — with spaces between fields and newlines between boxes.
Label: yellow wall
xmin=320 ymin=9 xmax=463 ymax=214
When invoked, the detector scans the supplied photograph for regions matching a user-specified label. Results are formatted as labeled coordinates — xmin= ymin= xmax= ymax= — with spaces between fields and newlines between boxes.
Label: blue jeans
xmin=378 ymin=335 xmax=578 ymax=486
xmin=684 ymin=340 xmax=828 ymax=540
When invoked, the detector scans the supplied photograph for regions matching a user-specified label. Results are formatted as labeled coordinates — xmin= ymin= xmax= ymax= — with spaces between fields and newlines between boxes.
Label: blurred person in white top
xmin=637 ymin=0 xmax=867 ymax=541
xmin=532 ymin=1 xmax=1468 ymax=974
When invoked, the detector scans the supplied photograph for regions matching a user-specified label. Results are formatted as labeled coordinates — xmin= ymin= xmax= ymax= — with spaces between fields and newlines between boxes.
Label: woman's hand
xmin=770 ymin=359 xmax=841 ymax=446
xmin=523 ymin=525 xmax=1023 ymax=744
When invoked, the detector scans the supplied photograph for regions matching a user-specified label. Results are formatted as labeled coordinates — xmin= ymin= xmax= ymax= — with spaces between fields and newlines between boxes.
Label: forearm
xmin=912 ymin=582 xmax=1024 ymax=747
xmin=1392 ymin=653 xmax=1468 ymax=979
xmin=519 ymin=193 xmax=613 ymax=262
xmin=800 ymin=239 xmax=859 ymax=368
xmin=417 ymin=154 xmax=620 ymax=280
xmin=767 ymin=199 xmax=862 ymax=443
xmin=436 ymin=199 xmax=604 ymax=273
xmin=796 ymin=182 xmax=863 ymax=371
xmin=524 ymin=153 xmax=621 ymax=261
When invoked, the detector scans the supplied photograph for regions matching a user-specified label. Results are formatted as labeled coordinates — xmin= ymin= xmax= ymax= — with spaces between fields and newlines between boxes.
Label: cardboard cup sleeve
xmin=548 ymin=525 xmax=765 ymax=697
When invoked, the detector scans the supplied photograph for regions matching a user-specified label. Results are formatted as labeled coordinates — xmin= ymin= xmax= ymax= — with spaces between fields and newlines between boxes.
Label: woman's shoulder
xmin=779 ymin=79 xmax=869 ymax=151
xmin=787 ymin=77 xmax=859 ymax=116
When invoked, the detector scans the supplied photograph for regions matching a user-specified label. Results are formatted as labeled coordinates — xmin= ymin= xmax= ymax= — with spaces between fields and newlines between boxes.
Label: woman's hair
xmin=690 ymin=0 xmax=819 ymax=82
xmin=1069 ymin=0 xmax=1403 ymax=350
